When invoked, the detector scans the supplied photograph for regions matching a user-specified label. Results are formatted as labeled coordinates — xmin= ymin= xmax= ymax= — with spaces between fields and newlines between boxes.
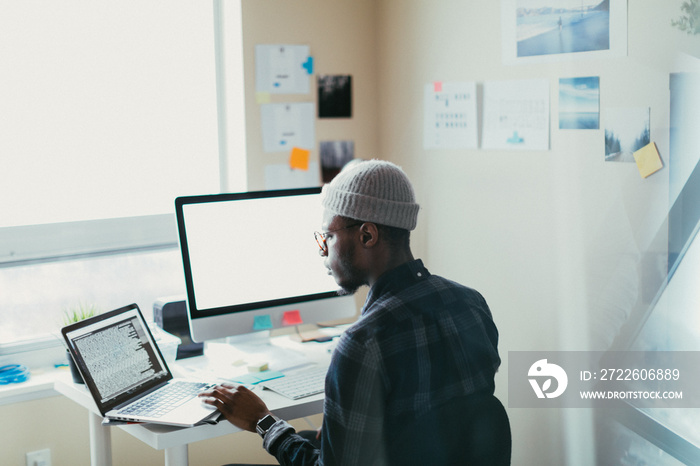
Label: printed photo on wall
xmin=518 ymin=0 xmax=611 ymax=57
xmin=501 ymin=0 xmax=627 ymax=64
xmin=320 ymin=140 xmax=355 ymax=182
xmin=318 ymin=75 xmax=352 ymax=118
xmin=604 ymin=107 xmax=650 ymax=163
xmin=559 ymin=77 xmax=600 ymax=129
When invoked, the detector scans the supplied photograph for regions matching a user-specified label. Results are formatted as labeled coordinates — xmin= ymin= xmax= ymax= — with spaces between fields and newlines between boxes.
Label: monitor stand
xmin=225 ymin=329 xmax=272 ymax=347
xmin=223 ymin=330 xmax=311 ymax=372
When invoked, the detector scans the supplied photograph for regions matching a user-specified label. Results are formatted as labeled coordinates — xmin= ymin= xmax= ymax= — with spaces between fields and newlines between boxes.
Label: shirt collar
xmin=361 ymin=259 xmax=430 ymax=316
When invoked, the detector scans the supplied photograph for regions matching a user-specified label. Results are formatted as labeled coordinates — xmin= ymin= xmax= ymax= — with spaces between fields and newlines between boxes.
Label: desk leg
xmin=88 ymin=412 xmax=112 ymax=466
xmin=164 ymin=444 xmax=189 ymax=466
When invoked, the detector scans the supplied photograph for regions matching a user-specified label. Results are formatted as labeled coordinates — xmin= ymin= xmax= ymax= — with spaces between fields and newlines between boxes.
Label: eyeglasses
xmin=314 ymin=222 xmax=363 ymax=253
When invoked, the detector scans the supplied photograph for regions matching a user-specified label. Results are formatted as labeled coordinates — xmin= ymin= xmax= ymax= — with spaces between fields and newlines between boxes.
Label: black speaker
xmin=153 ymin=298 xmax=204 ymax=359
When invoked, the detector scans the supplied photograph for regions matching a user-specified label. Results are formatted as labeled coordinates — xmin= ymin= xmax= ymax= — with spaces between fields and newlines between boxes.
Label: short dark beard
xmin=334 ymin=241 xmax=366 ymax=295
xmin=336 ymin=286 xmax=357 ymax=296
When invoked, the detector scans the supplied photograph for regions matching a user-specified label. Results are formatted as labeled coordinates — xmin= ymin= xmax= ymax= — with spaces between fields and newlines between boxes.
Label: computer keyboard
xmin=261 ymin=366 xmax=328 ymax=400
xmin=118 ymin=381 xmax=211 ymax=418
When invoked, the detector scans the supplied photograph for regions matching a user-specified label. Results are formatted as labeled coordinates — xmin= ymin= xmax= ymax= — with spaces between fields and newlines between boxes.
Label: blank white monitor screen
xmin=175 ymin=188 xmax=356 ymax=342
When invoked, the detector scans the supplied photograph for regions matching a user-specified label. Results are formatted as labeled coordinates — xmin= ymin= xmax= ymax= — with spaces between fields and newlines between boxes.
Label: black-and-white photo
xmin=320 ymin=140 xmax=355 ymax=182
xmin=318 ymin=75 xmax=352 ymax=118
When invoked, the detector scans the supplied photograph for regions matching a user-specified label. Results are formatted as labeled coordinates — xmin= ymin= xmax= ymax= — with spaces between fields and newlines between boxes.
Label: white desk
xmin=55 ymin=334 xmax=335 ymax=466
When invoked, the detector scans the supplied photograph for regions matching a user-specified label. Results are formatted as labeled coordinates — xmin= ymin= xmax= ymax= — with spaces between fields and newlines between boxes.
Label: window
xmin=0 ymin=0 xmax=246 ymax=347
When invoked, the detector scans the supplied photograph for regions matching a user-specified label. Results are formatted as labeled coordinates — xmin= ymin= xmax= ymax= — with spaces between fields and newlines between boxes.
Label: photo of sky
xmin=559 ymin=76 xmax=600 ymax=129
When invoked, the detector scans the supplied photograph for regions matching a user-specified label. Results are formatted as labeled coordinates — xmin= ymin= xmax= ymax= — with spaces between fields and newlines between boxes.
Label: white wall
xmin=376 ymin=0 xmax=700 ymax=464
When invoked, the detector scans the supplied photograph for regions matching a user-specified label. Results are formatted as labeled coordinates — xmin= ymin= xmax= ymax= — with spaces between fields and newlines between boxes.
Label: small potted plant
xmin=62 ymin=303 xmax=100 ymax=384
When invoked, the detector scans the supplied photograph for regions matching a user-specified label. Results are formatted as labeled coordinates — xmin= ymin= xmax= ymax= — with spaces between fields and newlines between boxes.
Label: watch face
xmin=258 ymin=415 xmax=277 ymax=431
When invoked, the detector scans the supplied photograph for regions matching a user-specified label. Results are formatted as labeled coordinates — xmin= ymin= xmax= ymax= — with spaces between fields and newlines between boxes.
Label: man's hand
xmin=199 ymin=383 xmax=271 ymax=432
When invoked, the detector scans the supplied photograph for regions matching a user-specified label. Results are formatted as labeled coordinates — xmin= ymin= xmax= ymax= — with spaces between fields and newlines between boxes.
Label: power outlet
xmin=26 ymin=448 xmax=51 ymax=466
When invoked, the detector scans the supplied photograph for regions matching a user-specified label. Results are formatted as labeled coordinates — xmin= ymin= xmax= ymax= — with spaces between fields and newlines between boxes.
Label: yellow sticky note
xmin=289 ymin=147 xmax=310 ymax=171
xmin=247 ymin=361 xmax=269 ymax=373
xmin=633 ymin=142 xmax=663 ymax=178
xmin=256 ymin=92 xmax=271 ymax=104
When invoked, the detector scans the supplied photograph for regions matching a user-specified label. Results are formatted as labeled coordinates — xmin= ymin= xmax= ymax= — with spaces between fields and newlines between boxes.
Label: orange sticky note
xmin=282 ymin=310 xmax=303 ymax=326
xmin=289 ymin=147 xmax=310 ymax=171
xmin=434 ymin=81 xmax=443 ymax=92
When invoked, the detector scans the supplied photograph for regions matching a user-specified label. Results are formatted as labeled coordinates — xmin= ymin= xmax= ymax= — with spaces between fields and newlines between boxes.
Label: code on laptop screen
xmin=74 ymin=316 xmax=167 ymax=403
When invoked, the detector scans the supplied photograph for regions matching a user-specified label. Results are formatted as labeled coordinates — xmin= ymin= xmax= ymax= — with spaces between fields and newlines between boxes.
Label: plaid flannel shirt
xmin=265 ymin=259 xmax=501 ymax=466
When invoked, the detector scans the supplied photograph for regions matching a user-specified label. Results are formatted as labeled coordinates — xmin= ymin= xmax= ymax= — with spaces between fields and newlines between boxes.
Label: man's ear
xmin=358 ymin=222 xmax=379 ymax=248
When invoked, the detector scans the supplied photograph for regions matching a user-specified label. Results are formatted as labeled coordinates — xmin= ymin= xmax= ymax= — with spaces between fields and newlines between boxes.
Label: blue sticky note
xmin=254 ymin=370 xmax=285 ymax=383
xmin=230 ymin=370 xmax=284 ymax=385
xmin=301 ymin=56 xmax=314 ymax=74
xmin=253 ymin=315 xmax=273 ymax=331
xmin=230 ymin=373 xmax=261 ymax=385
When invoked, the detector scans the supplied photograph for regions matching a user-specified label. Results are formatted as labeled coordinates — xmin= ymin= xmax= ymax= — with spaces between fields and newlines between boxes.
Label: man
xmin=201 ymin=160 xmax=504 ymax=465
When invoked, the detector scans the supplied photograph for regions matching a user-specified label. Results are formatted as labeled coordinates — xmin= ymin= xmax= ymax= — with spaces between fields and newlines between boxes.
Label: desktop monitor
xmin=175 ymin=188 xmax=357 ymax=342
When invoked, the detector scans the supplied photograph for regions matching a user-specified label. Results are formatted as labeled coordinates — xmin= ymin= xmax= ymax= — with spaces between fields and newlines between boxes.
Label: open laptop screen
xmin=63 ymin=304 xmax=171 ymax=413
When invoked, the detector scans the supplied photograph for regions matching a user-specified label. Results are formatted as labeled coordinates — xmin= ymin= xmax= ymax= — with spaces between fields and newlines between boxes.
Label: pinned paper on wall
xmin=633 ymin=142 xmax=664 ymax=178
xmin=255 ymin=44 xmax=312 ymax=94
xmin=260 ymin=102 xmax=315 ymax=153
xmin=559 ymin=77 xmax=600 ymax=130
xmin=604 ymin=107 xmax=650 ymax=163
xmin=256 ymin=92 xmax=271 ymax=104
xmin=423 ymin=81 xmax=478 ymax=150
xmin=500 ymin=0 xmax=628 ymax=65
xmin=264 ymin=162 xmax=320 ymax=190
xmin=289 ymin=147 xmax=310 ymax=171
xmin=482 ymin=79 xmax=550 ymax=151
xmin=282 ymin=310 xmax=303 ymax=326
xmin=253 ymin=315 xmax=273 ymax=331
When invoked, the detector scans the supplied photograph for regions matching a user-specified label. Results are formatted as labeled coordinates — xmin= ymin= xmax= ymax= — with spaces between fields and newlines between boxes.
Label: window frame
xmin=0 ymin=215 xmax=178 ymax=267
xmin=0 ymin=0 xmax=246 ymax=360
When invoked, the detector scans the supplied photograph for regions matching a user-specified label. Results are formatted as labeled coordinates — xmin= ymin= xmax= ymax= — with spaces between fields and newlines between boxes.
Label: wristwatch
xmin=256 ymin=414 xmax=280 ymax=438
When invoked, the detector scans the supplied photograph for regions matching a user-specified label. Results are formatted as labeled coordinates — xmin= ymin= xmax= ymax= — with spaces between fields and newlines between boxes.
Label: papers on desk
xmin=172 ymin=342 xmax=313 ymax=383
xmin=228 ymin=370 xmax=284 ymax=386
xmin=101 ymin=412 xmax=224 ymax=427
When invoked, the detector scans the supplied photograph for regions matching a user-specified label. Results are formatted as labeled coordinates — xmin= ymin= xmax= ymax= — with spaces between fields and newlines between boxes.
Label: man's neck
xmin=368 ymin=250 xmax=414 ymax=288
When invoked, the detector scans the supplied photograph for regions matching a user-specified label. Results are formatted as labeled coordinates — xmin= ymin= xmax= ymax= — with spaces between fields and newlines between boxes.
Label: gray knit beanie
xmin=321 ymin=159 xmax=420 ymax=231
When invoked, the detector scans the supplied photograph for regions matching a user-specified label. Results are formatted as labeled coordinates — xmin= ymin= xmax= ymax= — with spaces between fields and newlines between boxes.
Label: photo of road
xmin=604 ymin=107 xmax=650 ymax=163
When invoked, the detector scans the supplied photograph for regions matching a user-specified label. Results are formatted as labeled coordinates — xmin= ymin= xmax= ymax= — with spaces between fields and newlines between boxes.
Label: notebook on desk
xmin=61 ymin=303 xmax=218 ymax=427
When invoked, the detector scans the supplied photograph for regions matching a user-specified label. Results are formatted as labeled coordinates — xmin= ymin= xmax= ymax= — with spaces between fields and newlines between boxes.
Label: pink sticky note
xmin=282 ymin=310 xmax=303 ymax=326
xmin=434 ymin=81 xmax=443 ymax=92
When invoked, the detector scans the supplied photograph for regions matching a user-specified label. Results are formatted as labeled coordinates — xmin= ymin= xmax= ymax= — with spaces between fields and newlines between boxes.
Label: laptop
xmin=62 ymin=303 xmax=219 ymax=427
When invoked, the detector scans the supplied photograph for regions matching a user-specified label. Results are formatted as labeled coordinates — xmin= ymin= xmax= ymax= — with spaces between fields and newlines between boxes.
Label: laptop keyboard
xmin=262 ymin=366 xmax=327 ymax=400
xmin=118 ymin=381 xmax=212 ymax=418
